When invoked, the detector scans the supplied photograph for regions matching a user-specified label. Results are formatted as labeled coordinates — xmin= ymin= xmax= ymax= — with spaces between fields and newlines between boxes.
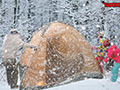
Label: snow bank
xmin=44 ymin=78 xmax=120 ymax=90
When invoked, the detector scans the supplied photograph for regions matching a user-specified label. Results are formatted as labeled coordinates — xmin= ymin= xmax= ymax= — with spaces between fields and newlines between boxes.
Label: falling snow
xmin=0 ymin=0 xmax=120 ymax=90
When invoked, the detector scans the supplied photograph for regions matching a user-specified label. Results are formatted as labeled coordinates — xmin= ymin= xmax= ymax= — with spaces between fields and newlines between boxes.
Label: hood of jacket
xmin=106 ymin=44 xmax=118 ymax=52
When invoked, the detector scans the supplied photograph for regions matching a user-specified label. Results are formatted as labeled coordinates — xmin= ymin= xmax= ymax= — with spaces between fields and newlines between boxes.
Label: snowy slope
xmin=43 ymin=78 xmax=120 ymax=90
xmin=0 ymin=85 xmax=18 ymax=90
xmin=0 ymin=78 xmax=120 ymax=90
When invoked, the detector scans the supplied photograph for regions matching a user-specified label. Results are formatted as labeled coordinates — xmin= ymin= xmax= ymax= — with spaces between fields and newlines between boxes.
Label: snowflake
xmin=39 ymin=70 xmax=44 ymax=76
xmin=81 ymin=26 xmax=86 ymax=30
xmin=96 ymin=25 xmax=100 ymax=28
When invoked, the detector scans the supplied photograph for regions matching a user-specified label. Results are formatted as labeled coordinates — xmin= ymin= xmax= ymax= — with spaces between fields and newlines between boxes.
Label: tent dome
xmin=20 ymin=22 xmax=102 ymax=88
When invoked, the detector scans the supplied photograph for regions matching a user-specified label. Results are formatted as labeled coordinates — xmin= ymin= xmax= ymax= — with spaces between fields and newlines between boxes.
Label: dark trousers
xmin=3 ymin=59 xmax=18 ymax=88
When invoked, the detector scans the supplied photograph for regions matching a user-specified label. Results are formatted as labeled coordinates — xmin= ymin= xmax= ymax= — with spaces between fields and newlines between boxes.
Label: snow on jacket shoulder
xmin=1 ymin=34 xmax=34 ymax=60
xmin=104 ymin=44 xmax=120 ymax=63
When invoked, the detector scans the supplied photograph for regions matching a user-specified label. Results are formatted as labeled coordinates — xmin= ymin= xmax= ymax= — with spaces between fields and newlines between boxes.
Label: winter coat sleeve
xmin=104 ymin=51 xmax=113 ymax=63
xmin=97 ymin=43 xmax=102 ymax=49
xmin=21 ymin=41 xmax=34 ymax=48
xmin=18 ymin=35 xmax=34 ymax=48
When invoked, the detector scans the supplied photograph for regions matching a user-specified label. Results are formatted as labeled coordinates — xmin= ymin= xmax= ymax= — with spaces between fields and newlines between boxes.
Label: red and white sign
xmin=104 ymin=3 xmax=120 ymax=7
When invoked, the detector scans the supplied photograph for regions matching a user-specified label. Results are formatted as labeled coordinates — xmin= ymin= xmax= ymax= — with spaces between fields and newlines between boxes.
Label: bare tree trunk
xmin=14 ymin=0 xmax=17 ymax=27
xmin=0 ymin=0 xmax=2 ymax=5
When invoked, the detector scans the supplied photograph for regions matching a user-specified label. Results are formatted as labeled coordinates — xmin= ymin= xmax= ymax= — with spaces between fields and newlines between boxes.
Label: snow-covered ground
xmin=0 ymin=85 xmax=18 ymax=90
xmin=0 ymin=78 xmax=120 ymax=90
xmin=0 ymin=65 xmax=120 ymax=90
xmin=43 ymin=78 xmax=120 ymax=90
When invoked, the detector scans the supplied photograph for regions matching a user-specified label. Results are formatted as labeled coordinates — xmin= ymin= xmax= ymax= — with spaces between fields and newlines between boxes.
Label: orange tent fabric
xmin=20 ymin=22 xmax=102 ymax=88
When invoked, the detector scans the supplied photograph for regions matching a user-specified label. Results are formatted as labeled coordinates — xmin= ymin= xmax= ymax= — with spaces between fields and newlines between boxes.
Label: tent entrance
xmin=45 ymin=37 xmax=85 ymax=84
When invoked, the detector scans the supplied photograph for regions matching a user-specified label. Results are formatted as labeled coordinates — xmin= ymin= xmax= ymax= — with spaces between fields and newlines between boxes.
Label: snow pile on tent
xmin=20 ymin=22 xmax=102 ymax=88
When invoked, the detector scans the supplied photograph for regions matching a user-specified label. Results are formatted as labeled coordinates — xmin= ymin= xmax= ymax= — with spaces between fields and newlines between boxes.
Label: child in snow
xmin=92 ymin=31 xmax=106 ymax=73
xmin=103 ymin=40 xmax=120 ymax=82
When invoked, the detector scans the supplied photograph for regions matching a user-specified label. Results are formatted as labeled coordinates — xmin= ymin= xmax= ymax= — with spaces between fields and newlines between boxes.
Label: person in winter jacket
xmin=103 ymin=40 xmax=120 ymax=82
xmin=92 ymin=31 xmax=106 ymax=73
xmin=1 ymin=29 xmax=37 ymax=89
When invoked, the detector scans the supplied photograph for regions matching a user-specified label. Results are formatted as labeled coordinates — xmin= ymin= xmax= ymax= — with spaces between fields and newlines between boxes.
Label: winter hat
xmin=98 ymin=31 xmax=104 ymax=37
xmin=103 ymin=39 xmax=110 ymax=47
xmin=10 ymin=29 xmax=18 ymax=32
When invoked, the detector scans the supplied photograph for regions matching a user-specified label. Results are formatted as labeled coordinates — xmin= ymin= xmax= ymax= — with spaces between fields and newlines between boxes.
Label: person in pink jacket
xmin=103 ymin=40 xmax=120 ymax=82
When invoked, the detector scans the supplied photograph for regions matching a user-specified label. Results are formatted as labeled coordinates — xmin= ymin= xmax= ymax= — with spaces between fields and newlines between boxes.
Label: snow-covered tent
xmin=20 ymin=22 xmax=102 ymax=88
